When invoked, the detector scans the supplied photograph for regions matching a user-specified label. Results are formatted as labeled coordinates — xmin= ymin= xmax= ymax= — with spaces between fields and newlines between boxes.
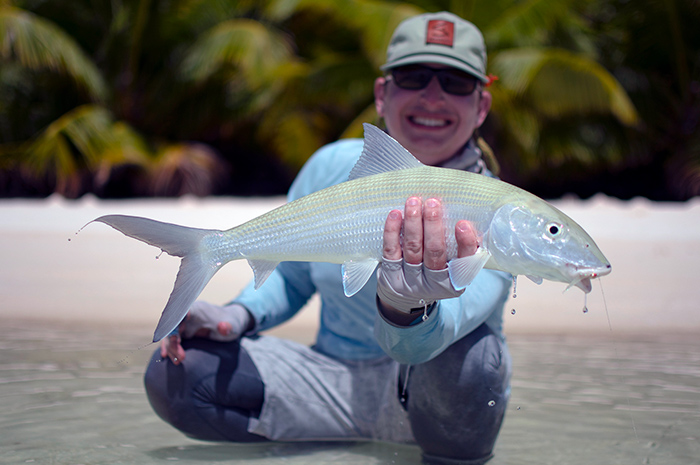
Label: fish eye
xmin=546 ymin=223 xmax=562 ymax=237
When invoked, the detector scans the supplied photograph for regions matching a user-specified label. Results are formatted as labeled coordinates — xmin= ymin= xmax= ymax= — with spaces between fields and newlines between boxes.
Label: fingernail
xmin=426 ymin=198 xmax=438 ymax=208
xmin=407 ymin=197 xmax=420 ymax=206
xmin=388 ymin=210 xmax=401 ymax=220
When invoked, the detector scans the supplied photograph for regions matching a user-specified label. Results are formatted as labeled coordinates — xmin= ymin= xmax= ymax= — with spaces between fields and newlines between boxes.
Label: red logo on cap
xmin=426 ymin=20 xmax=454 ymax=47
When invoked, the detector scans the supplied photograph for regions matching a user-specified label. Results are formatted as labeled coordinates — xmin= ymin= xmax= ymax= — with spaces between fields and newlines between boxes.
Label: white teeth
xmin=412 ymin=116 xmax=448 ymax=127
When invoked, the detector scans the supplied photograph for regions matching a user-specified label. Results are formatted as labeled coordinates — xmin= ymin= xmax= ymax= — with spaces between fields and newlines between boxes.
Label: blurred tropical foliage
xmin=0 ymin=0 xmax=697 ymax=200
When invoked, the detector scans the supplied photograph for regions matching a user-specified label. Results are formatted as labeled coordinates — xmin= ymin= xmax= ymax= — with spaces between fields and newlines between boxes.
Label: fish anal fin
xmin=248 ymin=259 xmax=280 ymax=289
xmin=447 ymin=248 xmax=491 ymax=290
xmin=342 ymin=259 xmax=380 ymax=297
xmin=348 ymin=124 xmax=424 ymax=180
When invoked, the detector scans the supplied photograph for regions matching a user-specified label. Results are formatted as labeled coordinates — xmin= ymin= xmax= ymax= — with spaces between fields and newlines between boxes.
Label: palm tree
xmin=0 ymin=1 xmax=226 ymax=197
xmin=170 ymin=0 xmax=422 ymax=169
xmin=1 ymin=0 xmax=418 ymax=196
xmin=587 ymin=0 xmax=700 ymax=200
xmin=0 ymin=3 xmax=118 ymax=196
xmin=5 ymin=0 xmax=689 ymax=200
xmin=340 ymin=0 xmax=641 ymax=193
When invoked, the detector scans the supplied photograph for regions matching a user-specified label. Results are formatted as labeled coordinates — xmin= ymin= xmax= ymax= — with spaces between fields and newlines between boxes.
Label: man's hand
xmin=377 ymin=197 xmax=479 ymax=325
xmin=160 ymin=301 xmax=253 ymax=365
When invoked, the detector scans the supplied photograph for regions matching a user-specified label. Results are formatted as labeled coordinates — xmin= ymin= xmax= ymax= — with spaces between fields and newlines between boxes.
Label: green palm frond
xmin=24 ymin=105 xmax=148 ymax=196
xmin=484 ymin=0 xmax=575 ymax=48
xmin=341 ymin=102 xmax=380 ymax=140
xmin=144 ymin=142 xmax=228 ymax=196
xmin=0 ymin=6 xmax=108 ymax=101
xmin=491 ymin=47 xmax=639 ymax=126
xmin=180 ymin=18 xmax=295 ymax=87
xmin=345 ymin=0 xmax=423 ymax=69
xmin=488 ymin=90 xmax=542 ymax=161
xmin=265 ymin=0 xmax=421 ymax=70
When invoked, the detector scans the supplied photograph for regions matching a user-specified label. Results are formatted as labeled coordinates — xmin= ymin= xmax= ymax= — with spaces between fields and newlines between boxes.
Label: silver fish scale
xmin=215 ymin=166 xmax=521 ymax=265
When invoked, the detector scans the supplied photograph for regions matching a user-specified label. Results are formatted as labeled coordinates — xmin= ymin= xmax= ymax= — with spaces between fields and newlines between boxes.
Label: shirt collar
xmin=437 ymin=138 xmax=485 ymax=173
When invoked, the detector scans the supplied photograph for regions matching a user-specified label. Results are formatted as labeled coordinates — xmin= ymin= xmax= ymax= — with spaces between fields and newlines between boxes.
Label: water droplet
xmin=512 ymin=276 xmax=518 ymax=298
xmin=582 ymin=306 xmax=589 ymax=314
xmin=582 ymin=292 xmax=588 ymax=313
xmin=156 ymin=250 xmax=164 ymax=260
xmin=511 ymin=309 xmax=516 ymax=315
xmin=488 ymin=400 xmax=496 ymax=407
xmin=517 ymin=406 xmax=521 ymax=410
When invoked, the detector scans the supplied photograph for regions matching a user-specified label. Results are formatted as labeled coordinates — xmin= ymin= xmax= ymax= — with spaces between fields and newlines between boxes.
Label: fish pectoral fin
xmin=342 ymin=259 xmax=380 ymax=297
xmin=248 ymin=259 xmax=281 ymax=289
xmin=526 ymin=275 xmax=543 ymax=285
xmin=447 ymin=248 xmax=491 ymax=290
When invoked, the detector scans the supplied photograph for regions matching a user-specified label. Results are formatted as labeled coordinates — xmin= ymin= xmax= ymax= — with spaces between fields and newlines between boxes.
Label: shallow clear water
xmin=1 ymin=321 xmax=698 ymax=464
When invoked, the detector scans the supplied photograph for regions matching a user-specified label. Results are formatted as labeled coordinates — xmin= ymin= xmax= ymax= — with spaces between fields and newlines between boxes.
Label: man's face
xmin=374 ymin=63 xmax=491 ymax=166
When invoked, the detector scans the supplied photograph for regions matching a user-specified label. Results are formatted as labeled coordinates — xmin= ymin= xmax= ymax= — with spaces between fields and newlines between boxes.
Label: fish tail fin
xmin=92 ymin=215 xmax=224 ymax=342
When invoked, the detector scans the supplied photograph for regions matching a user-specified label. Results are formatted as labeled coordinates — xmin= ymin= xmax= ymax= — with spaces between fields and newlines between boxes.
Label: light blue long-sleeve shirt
xmin=234 ymin=138 xmax=511 ymax=364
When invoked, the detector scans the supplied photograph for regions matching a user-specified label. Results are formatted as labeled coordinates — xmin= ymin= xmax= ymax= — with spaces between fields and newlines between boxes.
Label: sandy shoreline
xmin=1 ymin=194 xmax=699 ymax=342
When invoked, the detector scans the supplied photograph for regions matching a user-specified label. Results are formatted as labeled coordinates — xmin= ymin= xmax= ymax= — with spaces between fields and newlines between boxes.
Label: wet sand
xmin=1 ymin=195 xmax=699 ymax=463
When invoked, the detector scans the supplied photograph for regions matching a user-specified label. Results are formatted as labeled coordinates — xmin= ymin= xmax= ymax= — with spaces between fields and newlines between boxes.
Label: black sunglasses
xmin=387 ymin=65 xmax=480 ymax=96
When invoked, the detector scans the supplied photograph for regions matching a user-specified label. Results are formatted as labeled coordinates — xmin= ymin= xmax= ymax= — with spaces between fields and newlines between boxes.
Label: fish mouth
xmin=566 ymin=263 xmax=612 ymax=294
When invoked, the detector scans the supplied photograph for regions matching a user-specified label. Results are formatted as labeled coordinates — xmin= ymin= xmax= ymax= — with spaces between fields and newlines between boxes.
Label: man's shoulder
xmin=289 ymin=138 xmax=364 ymax=200
xmin=308 ymin=138 xmax=364 ymax=166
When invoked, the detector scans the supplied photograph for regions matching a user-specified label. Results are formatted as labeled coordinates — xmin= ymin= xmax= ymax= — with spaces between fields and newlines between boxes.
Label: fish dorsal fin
xmin=447 ymin=248 xmax=492 ymax=290
xmin=348 ymin=124 xmax=424 ymax=181
xmin=342 ymin=258 xmax=380 ymax=296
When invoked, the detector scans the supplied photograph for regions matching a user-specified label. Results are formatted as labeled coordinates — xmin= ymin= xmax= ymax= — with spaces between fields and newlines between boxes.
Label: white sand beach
xmin=1 ymin=194 xmax=699 ymax=341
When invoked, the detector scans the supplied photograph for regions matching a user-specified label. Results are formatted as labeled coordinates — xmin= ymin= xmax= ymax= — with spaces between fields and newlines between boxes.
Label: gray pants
xmin=144 ymin=323 xmax=511 ymax=464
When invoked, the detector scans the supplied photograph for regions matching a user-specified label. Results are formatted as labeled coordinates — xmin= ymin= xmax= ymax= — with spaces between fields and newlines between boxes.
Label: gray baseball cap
xmin=381 ymin=12 xmax=488 ymax=83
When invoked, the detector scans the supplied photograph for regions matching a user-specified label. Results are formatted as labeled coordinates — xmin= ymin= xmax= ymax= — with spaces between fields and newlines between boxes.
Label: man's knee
xmin=143 ymin=345 xmax=221 ymax=440
xmin=407 ymin=324 xmax=511 ymax=462
xmin=143 ymin=349 xmax=190 ymax=432
xmin=143 ymin=340 xmax=266 ymax=442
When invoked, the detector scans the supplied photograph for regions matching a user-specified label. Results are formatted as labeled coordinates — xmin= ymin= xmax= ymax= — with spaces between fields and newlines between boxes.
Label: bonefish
xmin=92 ymin=124 xmax=611 ymax=341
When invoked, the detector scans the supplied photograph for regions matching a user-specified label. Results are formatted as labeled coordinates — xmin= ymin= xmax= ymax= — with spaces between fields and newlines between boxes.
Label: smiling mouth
xmin=410 ymin=116 xmax=451 ymax=128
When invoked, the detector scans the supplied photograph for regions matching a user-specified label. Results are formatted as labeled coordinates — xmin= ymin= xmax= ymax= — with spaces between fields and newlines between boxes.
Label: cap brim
xmin=381 ymin=54 xmax=488 ymax=83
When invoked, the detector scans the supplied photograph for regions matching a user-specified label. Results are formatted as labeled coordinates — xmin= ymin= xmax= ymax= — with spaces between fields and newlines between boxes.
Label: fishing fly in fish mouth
xmin=90 ymin=123 xmax=611 ymax=342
